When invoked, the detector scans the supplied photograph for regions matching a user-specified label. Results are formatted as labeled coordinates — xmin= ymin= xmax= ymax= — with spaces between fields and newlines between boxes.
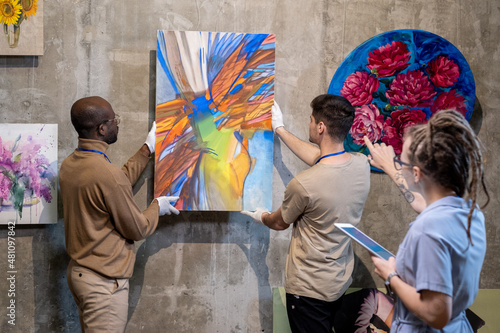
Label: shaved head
xmin=70 ymin=96 xmax=114 ymax=139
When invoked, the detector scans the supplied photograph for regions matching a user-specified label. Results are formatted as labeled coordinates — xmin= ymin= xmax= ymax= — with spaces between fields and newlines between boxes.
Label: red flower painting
xmin=328 ymin=29 xmax=476 ymax=169
xmin=427 ymin=55 xmax=460 ymax=88
xmin=431 ymin=90 xmax=467 ymax=116
xmin=349 ymin=104 xmax=385 ymax=145
xmin=366 ymin=41 xmax=411 ymax=77
xmin=385 ymin=70 xmax=437 ymax=108
xmin=381 ymin=109 xmax=427 ymax=154
xmin=341 ymin=71 xmax=380 ymax=106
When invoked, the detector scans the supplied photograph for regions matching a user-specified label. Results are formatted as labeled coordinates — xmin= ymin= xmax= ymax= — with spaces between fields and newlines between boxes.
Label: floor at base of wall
xmin=273 ymin=288 xmax=500 ymax=333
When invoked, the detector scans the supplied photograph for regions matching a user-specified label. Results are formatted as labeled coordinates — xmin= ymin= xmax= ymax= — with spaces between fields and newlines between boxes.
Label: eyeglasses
xmin=98 ymin=114 xmax=120 ymax=128
xmin=393 ymin=154 xmax=413 ymax=170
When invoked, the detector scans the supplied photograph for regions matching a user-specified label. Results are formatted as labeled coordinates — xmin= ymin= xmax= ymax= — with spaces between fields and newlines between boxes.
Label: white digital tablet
xmin=335 ymin=223 xmax=395 ymax=260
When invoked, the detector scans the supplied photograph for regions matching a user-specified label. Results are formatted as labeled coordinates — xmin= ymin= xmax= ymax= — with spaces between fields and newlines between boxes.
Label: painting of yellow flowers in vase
xmin=0 ymin=0 xmax=43 ymax=55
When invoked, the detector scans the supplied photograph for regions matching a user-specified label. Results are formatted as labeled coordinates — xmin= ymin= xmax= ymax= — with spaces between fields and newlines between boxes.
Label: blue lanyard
xmin=315 ymin=150 xmax=346 ymax=165
xmin=77 ymin=148 xmax=111 ymax=163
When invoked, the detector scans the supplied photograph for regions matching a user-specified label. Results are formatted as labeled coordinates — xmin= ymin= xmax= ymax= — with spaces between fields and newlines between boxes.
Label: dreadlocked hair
xmin=406 ymin=109 xmax=489 ymax=245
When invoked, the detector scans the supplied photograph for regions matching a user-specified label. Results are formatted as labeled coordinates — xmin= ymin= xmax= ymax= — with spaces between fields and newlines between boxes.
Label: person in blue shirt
xmin=363 ymin=109 xmax=489 ymax=332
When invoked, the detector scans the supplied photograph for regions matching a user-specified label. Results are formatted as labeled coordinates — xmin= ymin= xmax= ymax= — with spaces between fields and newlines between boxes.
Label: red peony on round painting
xmin=329 ymin=29 xmax=475 ymax=162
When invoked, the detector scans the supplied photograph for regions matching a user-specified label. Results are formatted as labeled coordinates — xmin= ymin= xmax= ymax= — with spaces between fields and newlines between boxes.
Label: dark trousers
xmin=286 ymin=293 xmax=344 ymax=333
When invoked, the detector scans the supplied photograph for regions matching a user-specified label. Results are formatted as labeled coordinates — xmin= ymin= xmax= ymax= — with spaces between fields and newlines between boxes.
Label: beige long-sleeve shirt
xmin=59 ymin=138 xmax=159 ymax=278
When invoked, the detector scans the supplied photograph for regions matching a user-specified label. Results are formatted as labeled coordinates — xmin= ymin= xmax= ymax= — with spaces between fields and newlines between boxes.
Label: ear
xmin=97 ymin=123 xmax=106 ymax=137
xmin=317 ymin=121 xmax=325 ymax=134
xmin=412 ymin=166 xmax=423 ymax=183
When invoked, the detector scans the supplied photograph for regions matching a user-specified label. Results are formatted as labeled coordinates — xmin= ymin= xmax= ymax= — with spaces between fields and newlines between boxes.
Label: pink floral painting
xmin=0 ymin=124 xmax=57 ymax=224
xmin=329 ymin=30 xmax=475 ymax=161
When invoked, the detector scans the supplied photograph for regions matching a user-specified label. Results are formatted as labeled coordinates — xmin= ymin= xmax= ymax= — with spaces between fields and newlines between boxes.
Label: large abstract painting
xmin=328 ymin=29 xmax=475 ymax=160
xmin=0 ymin=124 xmax=58 ymax=224
xmin=155 ymin=30 xmax=274 ymax=211
xmin=0 ymin=0 xmax=43 ymax=55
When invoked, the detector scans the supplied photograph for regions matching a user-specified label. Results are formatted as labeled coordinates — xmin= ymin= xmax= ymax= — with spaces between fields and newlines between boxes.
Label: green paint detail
xmin=194 ymin=115 xmax=233 ymax=161
xmin=10 ymin=181 xmax=25 ymax=218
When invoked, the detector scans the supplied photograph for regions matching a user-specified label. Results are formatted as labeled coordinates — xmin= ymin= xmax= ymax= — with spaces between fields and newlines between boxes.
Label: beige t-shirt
xmin=281 ymin=153 xmax=370 ymax=302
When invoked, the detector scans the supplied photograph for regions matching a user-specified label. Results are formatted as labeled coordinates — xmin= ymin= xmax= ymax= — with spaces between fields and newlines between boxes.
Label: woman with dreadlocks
xmin=362 ymin=109 xmax=489 ymax=332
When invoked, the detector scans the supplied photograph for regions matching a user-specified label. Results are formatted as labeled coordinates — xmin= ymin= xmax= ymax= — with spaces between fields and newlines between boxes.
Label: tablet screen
xmin=335 ymin=223 xmax=394 ymax=260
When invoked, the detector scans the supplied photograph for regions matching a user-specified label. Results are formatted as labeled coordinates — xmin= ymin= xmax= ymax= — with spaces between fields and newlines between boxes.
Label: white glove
xmin=271 ymin=102 xmax=284 ymax=132
xmin=155 ymin=196 xmax=180 ymax=216
xmin=145 ymin=121 xmax=156 ymax=154
xmin=241 ymin=208 xmax=269 ymax=225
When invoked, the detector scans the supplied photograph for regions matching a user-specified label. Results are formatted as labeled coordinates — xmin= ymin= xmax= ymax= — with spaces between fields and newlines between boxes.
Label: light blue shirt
xmin=392 ymin=196 xmax=486 ymax=332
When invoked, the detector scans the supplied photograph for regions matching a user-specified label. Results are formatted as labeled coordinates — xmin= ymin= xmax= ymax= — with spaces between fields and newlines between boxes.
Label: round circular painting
xmin=328 ymin=29 xmax=475 ymax=159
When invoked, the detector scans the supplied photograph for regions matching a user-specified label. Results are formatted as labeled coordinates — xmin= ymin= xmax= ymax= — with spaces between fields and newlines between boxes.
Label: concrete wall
xmin=1 ymin=0 xmax=499 ymax=332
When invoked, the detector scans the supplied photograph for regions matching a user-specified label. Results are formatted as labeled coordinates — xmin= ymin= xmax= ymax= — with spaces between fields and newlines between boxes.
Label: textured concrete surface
xmin=1 ymin=0 xmax=499 ymax=332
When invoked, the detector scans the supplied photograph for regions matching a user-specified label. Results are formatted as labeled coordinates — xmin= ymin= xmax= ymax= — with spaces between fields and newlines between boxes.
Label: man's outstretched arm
xmin=272 ymin=102 xmax=320 ymax=166
xmin=242 ymin=207 xmax=290 ymax=231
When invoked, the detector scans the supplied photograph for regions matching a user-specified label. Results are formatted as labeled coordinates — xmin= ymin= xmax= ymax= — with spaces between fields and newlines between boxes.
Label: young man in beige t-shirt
xmin=243 ymin=94 xmax=370 ymax=333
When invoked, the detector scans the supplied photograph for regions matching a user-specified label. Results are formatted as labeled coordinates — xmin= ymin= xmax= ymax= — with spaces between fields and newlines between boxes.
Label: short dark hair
xmin=310 ymin=94 xmax=355 ymax=142
xmin=70 ymin=97 xmax=110 ymax=138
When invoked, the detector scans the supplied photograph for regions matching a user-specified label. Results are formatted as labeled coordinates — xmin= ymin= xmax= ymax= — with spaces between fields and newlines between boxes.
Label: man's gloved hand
xmin=241 ymin=208 xmax=269 ymax=225
xmin=155 ymin=196 xmax=180 ymax=216
xmin=145 ymin=121 xmax=156 ymax=154
xmin=271 ymin=102 xmax=284 ymax=132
